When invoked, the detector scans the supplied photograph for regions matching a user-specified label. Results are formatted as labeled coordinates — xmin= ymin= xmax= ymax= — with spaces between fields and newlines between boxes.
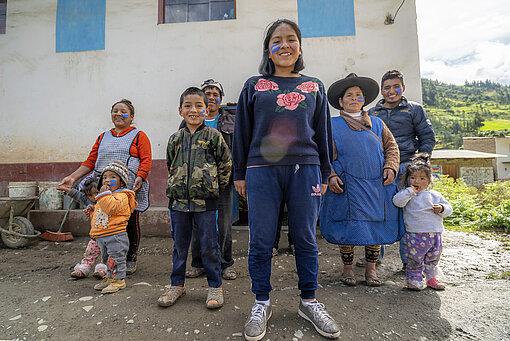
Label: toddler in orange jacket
xmin=91 ymin=161 xmax=138 ymax=294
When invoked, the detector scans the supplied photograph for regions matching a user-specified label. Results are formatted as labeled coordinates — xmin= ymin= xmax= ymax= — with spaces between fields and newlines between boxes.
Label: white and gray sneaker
xmin=244 ymin=303 xmax=272 ymax=341
xmin=298 ymin=300 xmax=340 ymax=338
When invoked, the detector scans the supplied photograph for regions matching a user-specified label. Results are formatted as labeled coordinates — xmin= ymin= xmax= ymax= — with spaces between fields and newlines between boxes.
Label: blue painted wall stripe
xmin=56 ymin=0 xmax=106 ymax=52
xmin=297 ymin=0 xmax=355 ymax=38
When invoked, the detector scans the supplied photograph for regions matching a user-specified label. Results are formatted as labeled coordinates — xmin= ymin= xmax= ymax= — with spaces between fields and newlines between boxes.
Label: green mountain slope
xmin=422 ymin=78 xmax=510 ymax=149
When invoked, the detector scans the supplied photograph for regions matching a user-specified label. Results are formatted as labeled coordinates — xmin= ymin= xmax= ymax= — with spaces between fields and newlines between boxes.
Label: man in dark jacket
xmin=367 ymin=70 xmax=436 ymax=269
xmin=185 ymin=79 xmax=237 ymax=280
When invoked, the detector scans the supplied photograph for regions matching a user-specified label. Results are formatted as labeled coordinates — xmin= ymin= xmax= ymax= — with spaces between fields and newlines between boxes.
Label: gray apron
xmin=94 ymin=129 xmax=150 ymax=212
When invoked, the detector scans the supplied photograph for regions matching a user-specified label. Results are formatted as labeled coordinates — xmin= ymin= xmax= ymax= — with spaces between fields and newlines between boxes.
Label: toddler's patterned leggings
xmin=74 ymin=239 xmax=104 ymax=275
xmin=405 ymin=232 xmax=442 ymax=282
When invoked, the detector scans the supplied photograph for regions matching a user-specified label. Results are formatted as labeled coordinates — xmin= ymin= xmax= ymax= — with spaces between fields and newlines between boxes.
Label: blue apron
xmin=319 ymin=116 xmax=404 ymax=245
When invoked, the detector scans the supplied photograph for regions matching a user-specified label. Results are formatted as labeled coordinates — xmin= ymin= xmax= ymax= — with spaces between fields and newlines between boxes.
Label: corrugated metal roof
xmin=431 ymin=149 xmax=507 ymax=159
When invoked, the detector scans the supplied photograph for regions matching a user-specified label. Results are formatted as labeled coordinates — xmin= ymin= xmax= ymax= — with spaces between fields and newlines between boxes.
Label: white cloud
xmin=416 ymin=0 xmax=510 ymax=85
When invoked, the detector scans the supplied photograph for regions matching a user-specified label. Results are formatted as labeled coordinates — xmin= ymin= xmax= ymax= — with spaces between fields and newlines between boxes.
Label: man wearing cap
xmin=185 ymin=79 xmax=237 ymax=280
xmin=366 ymin=70 xmax=436 ymax=271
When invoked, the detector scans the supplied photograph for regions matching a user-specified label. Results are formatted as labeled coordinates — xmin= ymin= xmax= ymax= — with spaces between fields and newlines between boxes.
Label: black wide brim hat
xmin=327 ymin=73 xmax=380 ymax=110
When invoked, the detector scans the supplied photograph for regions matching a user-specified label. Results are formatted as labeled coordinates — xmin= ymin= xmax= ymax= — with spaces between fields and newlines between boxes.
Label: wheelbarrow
xmin=0 ymin=197 xmax=41 ymax=248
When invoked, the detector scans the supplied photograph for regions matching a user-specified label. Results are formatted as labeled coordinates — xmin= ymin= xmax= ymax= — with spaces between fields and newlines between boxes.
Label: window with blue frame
xmin=297 ymin=0 xmax=355 ymax=38
xmin=0 ymin=0 xmax=7 ymax=34
xmin=55 ymin=0 xmax=106 ymax=52
xmin=162 ymin=0 xmax=235 ymax=23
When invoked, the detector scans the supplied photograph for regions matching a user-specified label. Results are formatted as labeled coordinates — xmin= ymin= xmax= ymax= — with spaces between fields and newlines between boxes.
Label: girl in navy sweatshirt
xmin=232 ymin=19 xmax=339 ymax=341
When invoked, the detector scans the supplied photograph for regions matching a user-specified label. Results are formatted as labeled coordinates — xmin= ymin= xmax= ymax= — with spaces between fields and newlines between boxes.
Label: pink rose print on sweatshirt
xmin=255 ymin=79 xmax=279 ymax=91
xmin=297 ymin=81 xmax=319 ymax=93
xmin=276 ymin=92 xmax=306 ymax=110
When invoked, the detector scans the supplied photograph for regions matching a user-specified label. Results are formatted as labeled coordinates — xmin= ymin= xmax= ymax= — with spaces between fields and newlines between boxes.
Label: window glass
xmin=0 ymin=0 xmax=6 ymax=35
xmin=188 ymin=3 xmax=208 ymax=22
xmin=211 ymin=1 xmax=234 ymax=20
xmin=163 ymin=0 xmax=235 ymax=23
xmin=165 ymin=4 xmax=187 ymax=23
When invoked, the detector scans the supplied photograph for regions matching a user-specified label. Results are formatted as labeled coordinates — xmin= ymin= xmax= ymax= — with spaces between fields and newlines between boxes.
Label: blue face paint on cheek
xmin=357 ymin=96 xmax=364 ymax=102
xmin=122 ymin=114 xmax=129 ymax=119
xmin=215 ymin=98 xmax=221 ymax=104
xmin=396 ymin=88 xmax=403 ymax=94
xmin=270 ymin=44 xmax=280 ymax=54
xmin=200 ymin=110 xmax=206 ymax=117
xmin=110 ymin=179 xmax=117 ymax=186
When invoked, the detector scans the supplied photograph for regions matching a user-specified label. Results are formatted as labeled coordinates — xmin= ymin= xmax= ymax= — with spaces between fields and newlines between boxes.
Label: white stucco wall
xmin=0 ymin=0 xmax=422 ymax=162
xmin=495 ymin=137 xmax=510 ymax=179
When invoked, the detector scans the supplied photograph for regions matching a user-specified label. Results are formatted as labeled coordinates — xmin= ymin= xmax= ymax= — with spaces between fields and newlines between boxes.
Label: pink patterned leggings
xmin=74 ymin=239 xmax=106 ymax=276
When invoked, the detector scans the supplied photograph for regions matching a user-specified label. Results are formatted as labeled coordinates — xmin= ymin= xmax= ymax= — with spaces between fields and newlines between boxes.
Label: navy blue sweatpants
xmin=169 ymin=209 xmax=222 ymax=288
xmin=246 ymin=165 xmax=321 ymax=301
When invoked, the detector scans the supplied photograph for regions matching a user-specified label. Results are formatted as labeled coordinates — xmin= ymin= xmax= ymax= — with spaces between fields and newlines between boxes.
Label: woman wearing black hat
xmin=319 ymin=73 xmax=404 ymax=287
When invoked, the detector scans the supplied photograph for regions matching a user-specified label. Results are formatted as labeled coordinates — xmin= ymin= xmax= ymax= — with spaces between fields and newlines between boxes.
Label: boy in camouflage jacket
xmin=159 ymin=87 xmax=231 ymax=310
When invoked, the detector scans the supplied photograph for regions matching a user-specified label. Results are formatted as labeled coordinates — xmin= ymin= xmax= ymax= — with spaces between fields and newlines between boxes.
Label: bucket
xmin=8 ymin=182 xmax=38 ymax=198
xmin=38 ymin=181 xmax=63 ymax=210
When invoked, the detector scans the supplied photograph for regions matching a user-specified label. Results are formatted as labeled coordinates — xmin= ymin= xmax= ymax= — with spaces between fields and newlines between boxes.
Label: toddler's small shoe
xmin=93 ymin=264 xmax=107 ymax=278
xmin=94 ymin=277 xmax=111 ymax=291
xmin=406 ymin=279 xmax=425 ymax=291
xmin=101 ymin=279 xmax=126 ymax=294
xmin=206 ymin=287 xmax=224 ymax=309
xmin=70 ymin=269 xmax=86 ymax=279
xmin=426 ymin=278 xmax=445 ymax=290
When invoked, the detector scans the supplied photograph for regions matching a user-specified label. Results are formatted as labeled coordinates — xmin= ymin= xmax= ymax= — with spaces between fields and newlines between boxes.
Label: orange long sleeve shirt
xmin=82 ymin=127 xmax=152 ymax=180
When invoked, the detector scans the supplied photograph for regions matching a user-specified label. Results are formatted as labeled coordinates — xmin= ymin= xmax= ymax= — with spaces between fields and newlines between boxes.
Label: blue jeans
xmin=190 ymin=184 xmax=234 ymax=270
xmin=246 ymin=165 xmax=321 ymax=301
xmin=170 ymin=209 xmax=222 ymax=288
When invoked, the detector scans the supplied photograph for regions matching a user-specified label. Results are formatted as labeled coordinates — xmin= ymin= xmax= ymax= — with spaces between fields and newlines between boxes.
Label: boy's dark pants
xmin=170 ymin=209 xmax=222 ymax=288
xmin=190 ymin=183 xmax=234 ymax=270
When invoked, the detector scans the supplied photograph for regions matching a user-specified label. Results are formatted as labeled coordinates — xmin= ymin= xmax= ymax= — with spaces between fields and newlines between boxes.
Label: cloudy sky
xmin=416 ymin=0 xmax=510 ymax=85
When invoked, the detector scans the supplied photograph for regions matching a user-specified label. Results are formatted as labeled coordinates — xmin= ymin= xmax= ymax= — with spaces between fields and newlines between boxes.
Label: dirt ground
xmin=1 ymin=228 xmax=509 ymax=341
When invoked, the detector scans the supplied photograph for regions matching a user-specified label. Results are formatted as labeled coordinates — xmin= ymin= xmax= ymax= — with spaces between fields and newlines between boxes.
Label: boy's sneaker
xmin=101 ymin=279 xmax=126 ymax=294
xmin=244 ymin=303 xmax=272 ymax=341
xmin=157 ymin=286 xmax=186 ymax=307
xmin=206 ymin=287 xmax=224 ymax=309
xmin=70 ymin=269 xmax=86 ymax=279
xmin=94 ymin=277 xmax=111 ymax=291
xmin=298 ymin=300 xmax=340 ymax=339
xmin=126 ymin=261 xmax=137 ymax=275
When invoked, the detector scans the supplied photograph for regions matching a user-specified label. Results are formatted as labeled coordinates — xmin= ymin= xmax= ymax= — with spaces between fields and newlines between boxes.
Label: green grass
xmin=480 ymin=119 xmax=510 ymax=131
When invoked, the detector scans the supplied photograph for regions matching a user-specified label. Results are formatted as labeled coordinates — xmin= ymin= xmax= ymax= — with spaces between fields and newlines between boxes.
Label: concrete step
xmin=30 ymin=207 xmax=172 ymax=237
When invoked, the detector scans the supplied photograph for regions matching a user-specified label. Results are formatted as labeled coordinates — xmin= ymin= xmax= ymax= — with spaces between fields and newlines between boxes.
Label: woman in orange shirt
xmin=59 ymin=99 xmax=152 ymax=275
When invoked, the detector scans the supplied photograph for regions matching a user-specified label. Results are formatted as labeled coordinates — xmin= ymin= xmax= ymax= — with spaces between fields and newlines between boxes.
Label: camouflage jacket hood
xmin=166 ymin=124 xmax=231 ymax=212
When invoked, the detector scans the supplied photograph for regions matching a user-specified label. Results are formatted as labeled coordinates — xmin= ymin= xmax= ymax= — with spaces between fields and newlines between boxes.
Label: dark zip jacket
xmin=368 ymin=96 xmax=436 ymax=163
xmin=166 ymin=123 xmax=231 ymax=212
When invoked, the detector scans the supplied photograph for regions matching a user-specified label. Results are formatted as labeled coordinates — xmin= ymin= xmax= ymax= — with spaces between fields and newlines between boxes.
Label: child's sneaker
xmin=298 ymin=300 xmax=340 ymax=338
xmin=206 ymin=287 xmax=224 ymax=309
xmin=426 ymin=278 xmax=445 ymax=290
xmin=101 ymin=279 xmax=126 ymax=294
xmin=406 ymin=279 xmax=426 ymax=291
xmin=70 ymin=269 xmax=86 ymax=279
xmin=93 ymin=264 xmax=107 ymax=279
xmin=94 ymin=277 xmax=111 ymax=291
xmin=157 ymin=286 xmax=186 ymax=307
